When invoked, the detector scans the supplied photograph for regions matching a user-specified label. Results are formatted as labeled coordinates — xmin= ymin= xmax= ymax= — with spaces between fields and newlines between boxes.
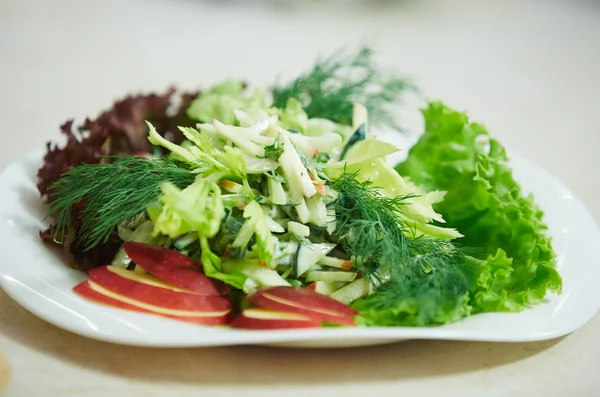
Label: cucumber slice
xmin=304 ymin=132 xmax=343 ymax=155
xmin=306 ymin=196 xmax=327 ymax=227
xmin=275 ymin=241 xmax=299 ymax=265
xmin=295 ymin=197 xmax=311 ymax=224
xmin=222 ymin=259 xmax=290 ymax=294
xmin=265 ymin=216 xmax=285 ymax=233
xmin=288 ymin=221 xmax=310 ymax=238
xmin=111 ymin=221 xmax=157 ymax=269
xmin=311 ymin=281 xmax=341 ymax=295
xmin=305 ymin=271 xmax=357 ymax=283
xmin=268 ymin=205 xmax=287 ymax=220
xmin=242 ymin=278 xmax=260 ymax=295
xmin=219 ymin=179 xmax=243 ymax=193
xmin=339 ymin=103 xmax=368 ymax=160
xmin=123 ymin=213 xmax=147 ymax=229
xmin=280 ymin=267 xmax=293 ymax=279
xmin=278 ymin=134 xmax=317 ymax=199
xmin=326 ymin=208 xmax=337 ymax=235
xmin=174 ymin=232 xmax=198 ymax=250
xmin=323 ymin=188 xmax=339 ymax=205
xmin=267 ymin=178 xmax=287 ymax=205
xmin=294 ymin=242 xmax=336 ymax=277
xmin=352 ymin=102 xmax=368 ymax=132
xmin=232 ymin=219 xmax=254 ymax=249
xmin=274 ymin=218 xmax=291 ymax=229
xmin=329 ymin=278 xmax=370 ymax=305
xmin=117 ymin=226 xmax=133 ymax=242
xmin=318 ymin=256 xmax=353 ymax=270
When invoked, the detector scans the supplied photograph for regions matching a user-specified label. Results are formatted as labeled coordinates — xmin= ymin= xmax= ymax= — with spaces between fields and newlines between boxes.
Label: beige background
xmin=1 ymin=0 xmax=600 ymax=395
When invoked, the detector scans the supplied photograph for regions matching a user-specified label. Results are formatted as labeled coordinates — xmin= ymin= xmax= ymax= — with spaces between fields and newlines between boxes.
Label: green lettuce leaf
xmin=353 ymin=289 xmax=472 ymax=327
xmin=200 ymin=236 xmax=247 ymax=290
xmin=233 ymin=201 xmax=275 ymax=266
xmin=149 ymin=179 xmax=225 ymax=239
xmin=395 ymin=101 xmax=562 ymax=313
xmin=187 ymin=79 xmax=271 ymax=125
xmin=278 ymin=98 xmax=308 ymax=133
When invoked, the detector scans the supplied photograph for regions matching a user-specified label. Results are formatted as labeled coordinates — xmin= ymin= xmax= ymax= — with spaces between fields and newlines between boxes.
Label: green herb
xmin=331 ymin=172 xmax=476 ymax=326
xmin=271 ymin=47 xmax=416 ymax=130
xmin=47 ymin=156 xmax=196 ymax=250
xmin=263 ymin=135 xmax=284 ymax=161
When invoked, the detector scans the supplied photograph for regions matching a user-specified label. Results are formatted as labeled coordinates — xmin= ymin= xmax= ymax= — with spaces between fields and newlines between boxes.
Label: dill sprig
xmin=47 ymin=156 xmax=196 ymax=250
xmin=331 ymin=172 xmax=476 ymax=326
xmin=271 ymin=47 xmax=416 ymax=130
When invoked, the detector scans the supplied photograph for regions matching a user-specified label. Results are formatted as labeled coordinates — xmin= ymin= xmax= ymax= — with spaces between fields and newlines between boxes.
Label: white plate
xmin=0 ymin=143 xmax=599 ymax=348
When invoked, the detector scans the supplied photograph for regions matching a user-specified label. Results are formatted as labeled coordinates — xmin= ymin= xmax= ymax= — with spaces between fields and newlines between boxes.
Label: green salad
xmin=38 ymin=48 xmax=562 ymax=327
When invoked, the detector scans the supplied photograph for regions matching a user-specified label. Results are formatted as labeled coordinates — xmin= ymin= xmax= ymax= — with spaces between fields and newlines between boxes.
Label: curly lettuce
xmin=395 ymin=101 xmax=562 ymax=313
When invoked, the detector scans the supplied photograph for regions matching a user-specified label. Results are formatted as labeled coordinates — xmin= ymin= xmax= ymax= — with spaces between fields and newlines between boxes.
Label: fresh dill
xmin=47 ymin=156 xmax=196 ymax=250
xmin=271 ymin=47 xmax=416 ymax=130
xmin=331 ymin=172 xmax=476 ymax=326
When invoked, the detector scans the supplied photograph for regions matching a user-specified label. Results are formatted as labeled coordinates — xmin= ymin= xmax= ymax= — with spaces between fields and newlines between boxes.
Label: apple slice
xmin=74 ymin=280 xmax=230 ymax=325
xmin=123 ymin=242 xmax=228 ymax=296
xmin=74 ymin=281 xmax=150 ymax=313
xmin=89 ymin=266 xmax=231 ymax=312
xmin=249 ymin=286 xmax=357 ymax=326
xmin=229 ymin=308 xmax=322 ymax=330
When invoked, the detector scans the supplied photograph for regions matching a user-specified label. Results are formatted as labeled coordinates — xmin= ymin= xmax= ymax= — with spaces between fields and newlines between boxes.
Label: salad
xmin=37 ymin=48 xmax=562 ymax=329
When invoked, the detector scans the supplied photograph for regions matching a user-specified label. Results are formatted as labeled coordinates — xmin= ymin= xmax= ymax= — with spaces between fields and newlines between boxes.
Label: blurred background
xmin=1 ymin=0 xmax=599 ymax=214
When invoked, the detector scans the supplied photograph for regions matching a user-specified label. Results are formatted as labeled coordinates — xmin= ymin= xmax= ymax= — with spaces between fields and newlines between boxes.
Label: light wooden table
xmin=1 ymin=0 xmax=599 ymax=395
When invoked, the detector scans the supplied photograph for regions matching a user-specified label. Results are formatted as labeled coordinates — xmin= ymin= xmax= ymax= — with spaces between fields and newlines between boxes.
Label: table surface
xmin=1 ymin=0 xmax=600 ymax=395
